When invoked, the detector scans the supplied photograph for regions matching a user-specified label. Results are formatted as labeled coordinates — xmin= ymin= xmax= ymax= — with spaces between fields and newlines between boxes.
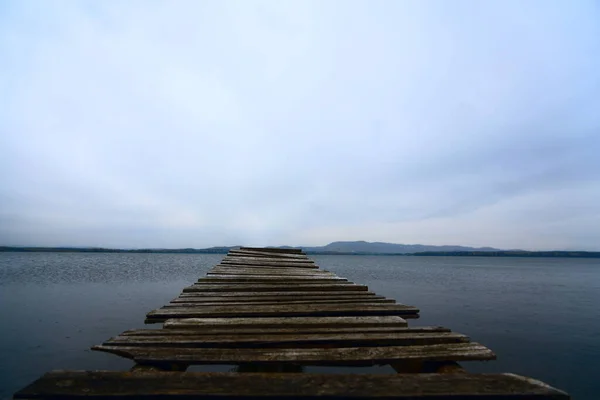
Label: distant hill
xmin=17 ymin=240 xmax=600 ymax=257
xmin=302 ymin=241 xmax=502 ymax=254
xmin=0 ymin=242 xmax=504 ymax=254
xmin=3 ymin=243 xmax=599 ymax=257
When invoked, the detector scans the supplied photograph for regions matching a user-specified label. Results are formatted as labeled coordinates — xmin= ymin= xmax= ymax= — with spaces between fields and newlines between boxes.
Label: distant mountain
xmin=0 ymin=242 xmax=504 ymax=254
xmin=301 ymin=241 xmax=503 ymax=254
xmin=5 ymin=243 xmax=600 ymax=257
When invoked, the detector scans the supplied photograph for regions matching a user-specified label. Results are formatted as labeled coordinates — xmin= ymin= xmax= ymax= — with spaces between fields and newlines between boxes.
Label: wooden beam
xmin=146 ymin=304 xmax=419 ymax=322
xmin=168 ymin=299 xmax=395 ymax=306
xmin=239 ymin=247 xmax=304 ymax=254
xmin=92 ymin=342 xmax=496 ymax=365
xmin=197 ymin=276 xmax=348 ymax=283
xmin=14 ymin=371 xmax=569 ymax=399
xmin=172 ymin=294 xmax=387 ymax=302
xmin=177 ymin=291 xmax=380 ymax=298
xmin=207 ymin=267 xmax=337 ymax=277
xmin=163 ymin=316 xmax=409 ymax=329
xmin=221 ymin=260 xmax=318 ymax=268
xmin=123 ymin=326 xmax=450 ymax=336
xmin=224 ymin=256 xmax=314 ymax=264
xmin=228 ymin=250 xmax=309 ymax=259
xmin=103 ymin=332 xmax=469 ymax=348
xmin=209 ymin=266 xmax=333 ymax=275
xmin=181 ymin=284 xmax=369 ymax=293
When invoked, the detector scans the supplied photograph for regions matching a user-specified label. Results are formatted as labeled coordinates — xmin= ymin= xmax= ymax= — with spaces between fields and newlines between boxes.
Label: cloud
xmin=1 ymin=0 xmax=600 ymax=249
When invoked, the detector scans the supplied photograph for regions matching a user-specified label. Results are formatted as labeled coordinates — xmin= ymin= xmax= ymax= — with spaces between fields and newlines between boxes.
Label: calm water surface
xmin=0 ymin=253 xmax=598 ymax=399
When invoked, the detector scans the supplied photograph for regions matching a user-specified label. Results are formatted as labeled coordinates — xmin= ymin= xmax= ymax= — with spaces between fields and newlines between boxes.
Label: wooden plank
xmin=170 ymin=299 xmax=392 ymax=306
xmin=207 ymin=269 xmax=335 ymax=276
xmin=210 ymin=266 xmax=333 ymax=275
xmin=212 ymin=264 xmax=329 ymax=270
xmin=92 ymin=342 xmax=496 ymax=365
xmin=224 ymin=256 xmax=314 ymax=264
xmin=228 ymin=251 xmax=310 ymax=260
xmin=204 ymin=272 xmax=339 ymax=277
xmin=164 ymin=316 xmax=409 ymax=329
xmin=219 ymin=264 xmax=315 ymax=270
xmin=177 ymin=294 xmax=380 ymax=301
xmin=166 ymin=300 xmax=396 ymax=307
xmin=221 ymin=260 xmax=318 ymax=268
xmin=196 ymin=279 xmax=349 ymax=285
xmin=223 ymin=258 xmax=314 ymax=265
xmin=210 ymin=265 xmax=331 ymax=271
xmin=189 ymin=282 xmax=362 ymax=287
xmin=229 ymin=249 xmax=306 ymax=254
xmin=146 ymin=304 xmax=420 ymax=322
xmin=227 ymin=255 xmax=310 ymax=262
xmin=177 ymin=291 xmax=379 ymax=298
xmin=170 ymin=297 xmax=396 ymax=307
xmin=181 ymin=284 xmax=370 ymax=293
xmin=150 ymin=303 xmax=419 ymax=314
xmin=172 ymin=294 xmax=388 ymax=302
xmin=197 ymin=275 xmax=348 ymax=283
xmin=104 ymin=332 xmax=470 ymax=348
xmin=122 ymin=326 xmax=450 ymax=336
xmin=221 ymin=255 xmax=315 ymax=264
xmin=15 ymin=371 xmax=569 ymax=399
xmin=239 ymin=246 xmax=303 ymax=254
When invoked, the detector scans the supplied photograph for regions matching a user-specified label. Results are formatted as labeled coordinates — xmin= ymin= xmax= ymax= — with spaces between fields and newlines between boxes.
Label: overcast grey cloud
xmin=1 ymin=0 xmax=599 ymax=250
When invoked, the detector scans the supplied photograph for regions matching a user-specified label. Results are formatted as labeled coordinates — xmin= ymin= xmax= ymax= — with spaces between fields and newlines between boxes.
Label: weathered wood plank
xmin=178 ymin=291 xmax=380 ymax=298
xmin=205 ymin=272 xmax=337 ymax=276
xmin=210 ymin=266 xmax=333 ymax=275
xmin=227 ymin=248 xmax=307 ymax=257
xmin=221 ymin=260 xmax=318 ymax=268
xmin=224 ymin=256 xmax=315 ymax=264
xmin=123 ymin=326 xmax=450 ymax=336
xmin=170 ymin=298 xmax=394 ymax=305
xmin=194 ymin=280 xmax=355 ymax=286
xmin=212 ymin=263 xmax=327 ymax=269
xmin=239 ymin=246 xmax=304 ymax=254
xmin=92 ymin=342 xmax=496 ymax=365
xmin=206 ymin=268 xmax=338 ymax=278
xmin=104 ymin=332 xmax=470 ymax=348
xmin=182 ymin=284 xmax=369 ymax=293
xmin=14 ymin=371 xmax=569 ymax=399
xmin=223 ymin=255 xmax=312 ymax=261
xmin=146 ymin=304 xmax=420 ymax=322
xmin=175 ymin=292 xmax=384 ymax=301
xmin=197 ymin=275 xmax=348 ymax=283
xmin=166 ymin=300 xmax=396 ymax=307
xmin=227 ymin=251 xmax=310 ymax=260
xmin=223 ymin=254 xmax=314 ymax=264
xmin=208 ymin=264 xmax=326 ymax=276
xmin=164 ymin=316 xmax=409 ymax=329
xmin=222 ymin=255 xmax=315 ymax=264
xmin=221 ymin=257 xmax=315 ymax=268
xmin=207 ymin=269 xmax=335 ymax=277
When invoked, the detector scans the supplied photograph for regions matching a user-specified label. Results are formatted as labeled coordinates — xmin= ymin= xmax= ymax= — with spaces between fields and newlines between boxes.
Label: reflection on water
xmin=1 ymin=252 xmax=599 ymax=399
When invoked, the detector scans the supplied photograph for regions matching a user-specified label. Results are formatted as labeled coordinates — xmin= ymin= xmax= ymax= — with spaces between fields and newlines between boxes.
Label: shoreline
xmin=1 ymin=246 xmax=599 ymax=258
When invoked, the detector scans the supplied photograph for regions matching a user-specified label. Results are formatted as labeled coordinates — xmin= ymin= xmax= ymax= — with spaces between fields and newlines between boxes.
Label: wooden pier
xmin=14 ymin=247 xmax=569 ymax=399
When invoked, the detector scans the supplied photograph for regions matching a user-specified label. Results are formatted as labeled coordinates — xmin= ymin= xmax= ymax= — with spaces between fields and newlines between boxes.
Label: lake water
xmin=0 ymin=253 xmax=598 ymax=399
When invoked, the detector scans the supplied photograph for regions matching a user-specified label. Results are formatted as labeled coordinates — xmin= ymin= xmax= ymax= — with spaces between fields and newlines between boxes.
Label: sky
xmin=1 ymin=1 xmax=600 ymax=250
